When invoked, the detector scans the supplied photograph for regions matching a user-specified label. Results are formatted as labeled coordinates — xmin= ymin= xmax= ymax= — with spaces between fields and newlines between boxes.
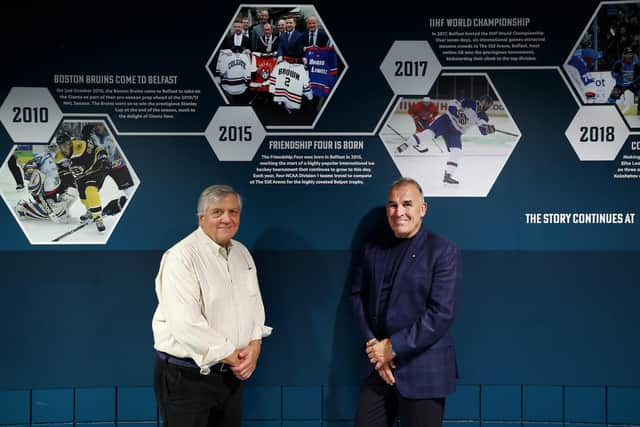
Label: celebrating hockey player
xmin=608 ymin=47 xmax=640 ymax=113
xmin=397 ymin=95 xmax=496 ymax=185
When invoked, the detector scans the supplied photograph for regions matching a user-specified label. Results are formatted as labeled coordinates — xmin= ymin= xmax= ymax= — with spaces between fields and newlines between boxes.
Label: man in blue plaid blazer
xmin=351 ymin=177 xmax=462 ymax=427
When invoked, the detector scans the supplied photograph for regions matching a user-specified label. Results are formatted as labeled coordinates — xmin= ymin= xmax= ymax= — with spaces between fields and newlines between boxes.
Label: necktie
xmin=309 ymin=31 xmax=313 ymax=44
xmin=288 ymin=31 xmax=291 ymax=41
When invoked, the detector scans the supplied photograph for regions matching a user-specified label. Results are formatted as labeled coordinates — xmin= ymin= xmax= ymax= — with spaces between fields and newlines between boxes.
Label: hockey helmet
xmin=22 ymin=159 xmax=38 ymax=179
xmin=56 ymin=129 xmax=72 ymax=145
xmin=476 ymin=95 xmax=493 ymax=112
xmin=81 ymin=123 xmax=95 ymax=140
xmin=57 ymin=129 xmax=73 ymax=156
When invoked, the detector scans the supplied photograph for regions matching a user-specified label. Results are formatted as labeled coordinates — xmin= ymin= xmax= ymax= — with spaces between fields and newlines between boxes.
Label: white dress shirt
xmin=152 ymin=227 xmax=272 ymax=374
xmin=234 ymin=33 xmax=243 ymax=47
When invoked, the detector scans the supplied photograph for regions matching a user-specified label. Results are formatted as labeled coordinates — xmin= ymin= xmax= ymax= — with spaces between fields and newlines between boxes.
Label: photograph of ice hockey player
xmin=379 ymin=75 xmax=520 ymax=197
xmin=564 ymin=1 xmax=640 ymax=126
xmin=0 ymin=120 xmax=139 ymax=244
xmin=209 ymin=6 xmax=345 ymax=128
xmin=82 ymin=122 xmax=136 ymax=201
xmin=566 ymin=34 xmax=602 ymax=102
xmin=608 ymin=47 xmax=640 ymax=113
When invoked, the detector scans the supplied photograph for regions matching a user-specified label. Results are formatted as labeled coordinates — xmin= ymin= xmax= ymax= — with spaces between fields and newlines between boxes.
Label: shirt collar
xmin=196 ymin=227 xmax=234 ymax=257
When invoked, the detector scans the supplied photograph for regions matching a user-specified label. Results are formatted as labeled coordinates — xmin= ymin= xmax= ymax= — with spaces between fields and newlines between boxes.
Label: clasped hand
xmin=223 ymin=340 xmax=261 ymax=381
xmin=366 ymin=338 xmax=396 ymax=386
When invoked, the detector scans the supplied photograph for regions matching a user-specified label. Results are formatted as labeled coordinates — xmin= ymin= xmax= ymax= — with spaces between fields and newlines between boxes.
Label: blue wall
xmin=2 ymin=0 xmax=640 ymax=424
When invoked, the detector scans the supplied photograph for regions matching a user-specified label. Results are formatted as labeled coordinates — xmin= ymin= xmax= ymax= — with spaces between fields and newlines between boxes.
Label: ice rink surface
xmin=380 ymin=113 xmax=520 ymax=197
xmin=0 ymin=163 xmax=134 ymax=245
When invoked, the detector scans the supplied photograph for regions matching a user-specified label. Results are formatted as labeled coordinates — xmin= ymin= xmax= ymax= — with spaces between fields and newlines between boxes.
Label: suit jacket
xmin=298 ymin=29 xmax=330 ymax=50
xmin=221 ymin=33 xmax=251 ymax=53
xmin=350 ymin=225 xmax=462 ymax=399
xmin=277 ymin=30 xmax=302 ymax=58
xmin=253 ymin=34 xmax=279 ymax=54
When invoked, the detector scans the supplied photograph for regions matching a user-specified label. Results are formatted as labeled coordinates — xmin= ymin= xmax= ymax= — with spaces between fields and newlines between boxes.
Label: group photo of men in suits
xmin=210 ymin=6 xmax=345 ymax=127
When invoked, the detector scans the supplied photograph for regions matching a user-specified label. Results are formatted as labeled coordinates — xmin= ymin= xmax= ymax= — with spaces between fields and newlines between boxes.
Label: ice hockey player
xmin=608 ymin=47 xmax=640 ymax=114
xmin=58 ymin=131 xmax=111 ymax=232
xmin=398 ymin=95 xmax=495 ymax=185
xmin=396 ymin=98 xmax=440 ymax=154
xmin=83 ymin=123 xmax=135 ymax=198
xmin=567 ymin=36 xmax=601 ymax=101
xmin=52 ymin=130 xmax=76 ymax=192
xmin=14 ymin=157 xmax=77 ymax=224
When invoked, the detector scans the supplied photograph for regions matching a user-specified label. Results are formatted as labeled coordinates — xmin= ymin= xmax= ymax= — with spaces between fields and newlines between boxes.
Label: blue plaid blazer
xmin=350 ymin=225 xmax=462 ymax=399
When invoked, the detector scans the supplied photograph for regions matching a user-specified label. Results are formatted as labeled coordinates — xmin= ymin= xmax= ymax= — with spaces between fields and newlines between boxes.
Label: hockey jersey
xmin=268 ymin=61 xmax=313 ymax=109
xmin=32 ymin=152 xmax=61 ymax=197
xmin=304 ymin=46 xmax=337 ymax=98
xmin=216 ymin=51 xmax=255 ymax=95
xmin=250 ymin=52 xmax=278 ymax=92
xmin=611 ymin=59 xmax=640 ymax=87
xmin=446 ymin=98 xmax=490 ymax=134
xmin=91 ymin=132 xmax=125 ymax=169
xmin=408 ymin=101 xmax=439 ymax=132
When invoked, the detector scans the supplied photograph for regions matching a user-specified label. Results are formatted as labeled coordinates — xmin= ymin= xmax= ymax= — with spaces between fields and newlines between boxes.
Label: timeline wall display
xmin=0 ymin=0 xmax=639 ymax=390
xmin=0 ymin=2 xmax=637 ymax=249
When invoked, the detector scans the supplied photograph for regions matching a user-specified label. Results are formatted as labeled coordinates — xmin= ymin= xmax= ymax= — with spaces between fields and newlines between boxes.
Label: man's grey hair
xmin=388 ymin=177 xmax=424 ymax=197
xmin=197 ymin=185 xmax=242 ymax=215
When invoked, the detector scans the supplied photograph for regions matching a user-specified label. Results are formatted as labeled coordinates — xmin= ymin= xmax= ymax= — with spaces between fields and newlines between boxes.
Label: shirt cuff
xmin=202 ymin=341 xmax=236 ymax=367
xmin=252 ymin=324 xmax=273 ymax=341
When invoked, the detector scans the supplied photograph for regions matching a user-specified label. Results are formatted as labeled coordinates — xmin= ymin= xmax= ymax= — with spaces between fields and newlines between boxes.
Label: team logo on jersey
xmin=259 ymin=66 xmax=270 ymax=80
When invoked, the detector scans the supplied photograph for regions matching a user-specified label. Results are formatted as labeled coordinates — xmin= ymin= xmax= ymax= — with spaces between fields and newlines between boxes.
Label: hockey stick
xmin=51 ymin=221 xmax=90 ymax=242
xmin=496 ymin=129 xmax=519 ymax=137
xmin=386 ymin=123 xmax=407 ymax=140
xmin=429 ymin=138 xmax=445 ymax=153
xmin=50 ymin=196 xmax=127 ymax=243
xmin=386 ymin=124 xmax=443 ymax=153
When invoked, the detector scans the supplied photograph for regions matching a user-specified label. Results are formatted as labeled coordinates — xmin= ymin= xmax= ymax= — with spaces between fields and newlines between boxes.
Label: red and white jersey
xmin=250 ymin=52 xmax=278 ymax=92
xmin=408 ymin=101 xmax=439 ymax=132
xmin=216 ymin=50 xmax=255 ymax=95
xmin=268 ymin=61 xmax=313 ymax=109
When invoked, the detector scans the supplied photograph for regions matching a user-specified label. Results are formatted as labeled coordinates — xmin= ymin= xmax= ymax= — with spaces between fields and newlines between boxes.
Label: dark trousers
xmin=355 ymin=372 xmax=445 ymax=427
xmin=154 ymin=357 xmax=243 ymax=427
xmin=8 ymin=155 xmax=23 ymax=186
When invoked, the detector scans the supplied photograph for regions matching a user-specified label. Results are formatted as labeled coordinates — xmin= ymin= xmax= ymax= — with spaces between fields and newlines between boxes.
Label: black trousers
xmin=355 ymin=372 xmax=445 ymax=427
xmin=8 ymin=155 xmax=23 ymax=186
xmin=154 ymin=357 xmax=243 ymax=427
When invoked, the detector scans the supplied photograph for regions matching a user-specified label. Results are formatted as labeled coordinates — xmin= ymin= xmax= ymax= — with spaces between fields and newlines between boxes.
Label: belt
xmin=156 ymin=351 xmax=228 ymax=373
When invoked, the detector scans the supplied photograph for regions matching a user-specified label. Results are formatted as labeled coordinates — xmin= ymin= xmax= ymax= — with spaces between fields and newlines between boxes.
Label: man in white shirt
xmin=222 ymin=20 xmax=251 ymax=53
xmin=153 ymin=184 xmax=271 ymax=426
